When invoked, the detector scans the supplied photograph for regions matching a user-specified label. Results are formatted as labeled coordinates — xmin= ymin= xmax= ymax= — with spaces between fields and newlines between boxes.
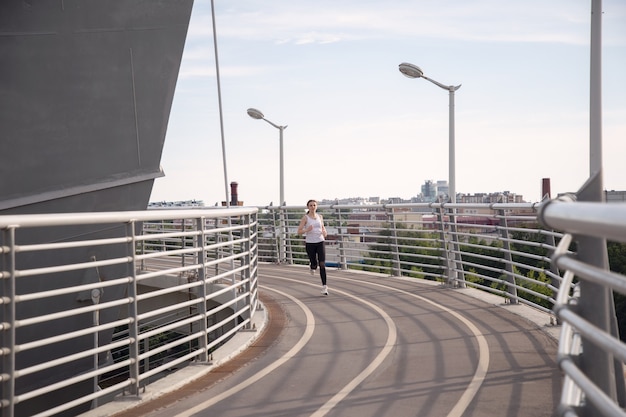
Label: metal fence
xmin=540 ymin=197 xmax=626 ymax=417
xmin=257 ymin=199 xmax=626 ymax=416
xmin=257 ymin=201 xmax=561 ymax=314
xmin=2 ymin=199 xmax=626 ymax=416
xmin=0 ymin=208 xmax=259 ymax=417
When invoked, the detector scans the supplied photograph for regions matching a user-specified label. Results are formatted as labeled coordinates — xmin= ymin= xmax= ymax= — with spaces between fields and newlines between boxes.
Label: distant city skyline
xmin=151 ymin=185 xmax=626 ymax=208
xmin=149 ymin=178 xmax=538 ymax=207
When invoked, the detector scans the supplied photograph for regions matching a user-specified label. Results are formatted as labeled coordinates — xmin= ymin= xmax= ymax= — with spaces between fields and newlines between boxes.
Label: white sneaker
xmin=309 ymin=268 xmax=315 ymax=276
xmin=321 ymin=286 xmax=328 ymax=296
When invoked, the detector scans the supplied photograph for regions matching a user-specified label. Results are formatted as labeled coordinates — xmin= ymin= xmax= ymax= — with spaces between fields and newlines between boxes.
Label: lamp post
xmin=247 ymin=108 xmax=288 ymax=263
xmin=246 ymin=108 xmax=287 ymax=206
xmin=398 ymin=62 xmax=461 ymax=203
xmin=399 ymin=62 xmax=462 ymax=287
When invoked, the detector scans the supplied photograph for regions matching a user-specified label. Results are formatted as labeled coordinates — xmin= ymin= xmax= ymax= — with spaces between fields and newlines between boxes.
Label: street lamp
xmin=398 ymin=62 xmax=461 ymax=203
xmin=247 ymin=108 xmax=288 ymax=264
xmin=400 ymin=62 xmax=462 ymax=288
xmin=246 ymin=108 xmax=288 ymax=206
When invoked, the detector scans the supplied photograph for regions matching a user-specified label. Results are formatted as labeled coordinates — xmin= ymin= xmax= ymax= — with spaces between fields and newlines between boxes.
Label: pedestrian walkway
xmin=84 ymin=264 xmax=561 ymax=417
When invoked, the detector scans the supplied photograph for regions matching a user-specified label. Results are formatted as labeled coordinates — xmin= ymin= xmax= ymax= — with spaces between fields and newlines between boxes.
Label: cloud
xmin=186 ymin=0 xmax=600 ymax=46
xmin=179 ymin=64 xmax=272 ymax=79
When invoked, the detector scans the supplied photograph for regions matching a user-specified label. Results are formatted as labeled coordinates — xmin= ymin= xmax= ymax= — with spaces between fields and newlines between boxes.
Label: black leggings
xmin=306 ymin=241 xmax=327 ymax=285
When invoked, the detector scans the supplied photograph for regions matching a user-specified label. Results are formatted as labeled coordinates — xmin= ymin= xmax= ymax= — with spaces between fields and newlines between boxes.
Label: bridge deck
xmin=94 ymin=264 xmax=560 ymax=417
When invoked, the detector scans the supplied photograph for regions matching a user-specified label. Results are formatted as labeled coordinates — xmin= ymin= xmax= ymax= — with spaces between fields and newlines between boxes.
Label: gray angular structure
xmin=0 ymin=1 xmax=194 ymax=415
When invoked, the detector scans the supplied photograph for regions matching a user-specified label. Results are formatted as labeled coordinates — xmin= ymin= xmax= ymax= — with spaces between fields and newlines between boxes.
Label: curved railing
xmin=540 ymin=196 xmax=626 ymax=417
xmin=0 ymin=208 xmax=259 ymax=417
xmin=256 ymin=201 xmax=562 ymax=316
xmin=256 ymin=199 xmax=626 ymax=416
xmin=2 ymin=199 xmax=626 ymax=416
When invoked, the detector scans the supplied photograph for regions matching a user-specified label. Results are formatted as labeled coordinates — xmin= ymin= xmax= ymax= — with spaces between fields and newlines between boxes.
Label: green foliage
xmin=515 ymin=268 xmax=553 ymax=309
xmin=608 ymin=242 xmax=626 ymax=274
xmin=464 ymin=268 xmax=481 ymax=284
xmin=363 ymin=223 xmax=443 ymax=280
xmin=510 ymin=229 xmax=551 ymax=277
xmin=608 ymin=242 xmax=626 ymax=341
xmin=459 ymin=236 xmax=504 ymax=286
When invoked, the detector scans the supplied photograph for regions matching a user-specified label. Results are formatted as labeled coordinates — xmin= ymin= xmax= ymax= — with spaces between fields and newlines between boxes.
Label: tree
xmin=608 ymin=242 xmax=626 ymax=341
xmin=364 ymin=223 xmax=443 ymax=279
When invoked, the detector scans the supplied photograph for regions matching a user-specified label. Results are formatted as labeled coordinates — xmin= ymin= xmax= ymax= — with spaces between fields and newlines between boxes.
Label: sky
xmin=149 ymin=0 xmax=626 ymax=206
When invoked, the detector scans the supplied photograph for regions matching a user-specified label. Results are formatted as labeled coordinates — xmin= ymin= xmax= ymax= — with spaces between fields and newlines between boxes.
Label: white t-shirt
xmin=304 ymin=214 xmax=325 ymax=243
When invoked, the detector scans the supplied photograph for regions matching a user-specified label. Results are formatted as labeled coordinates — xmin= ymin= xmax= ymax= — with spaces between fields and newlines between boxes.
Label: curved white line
xmin=176 ymin=270 xmax=487 ymax=417
xmin=308 ymin=282 xmax=397 ymax=417
xmin=175 ymin=286 xmax=315 ymax=417
xmin=338 ymin=276 xmax=490 ymax=417
xmin=251 ymin=274 xmax=399 ymax=417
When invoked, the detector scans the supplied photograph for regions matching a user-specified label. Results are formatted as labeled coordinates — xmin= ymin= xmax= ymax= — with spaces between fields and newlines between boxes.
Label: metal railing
xmin=0 ymin=208 xmax=259 ymax=417
xmin=2 ymin=199 xmax=626 ymax=416
xmin=257 ymin=201 xmax=562 ymax=314
xmin=540 ymin=197 xmax=626 ymax=417
xmin=257 ymin=199 xmax=626 ymax=416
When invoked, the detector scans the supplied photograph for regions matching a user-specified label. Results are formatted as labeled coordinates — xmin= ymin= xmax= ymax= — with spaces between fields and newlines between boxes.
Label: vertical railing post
xmin=271 ymin=208 xmax=280 ymax=263
xmin=388 ymin=207 xmax=401 ymax=277
xmin=498 ymin=208 xmax=518 ymax=304
xmin=250 ymin=211 xmax=259 ymax=314
xmin=180 ymin=220 xmax=186 ymax=269
xmin=138 ymin=222 xmax=146 ymax=272
xmin=196 ymin=217 xmax=209 ymax=362
xmin=214 ymin=218 xmax=221 ymax=278
xmin=435 ymin=202 xmax=461 ymax=286
xmin=241 ymin=213 xmax=253 ymax=328
xmin=435 ymin=204 xmax=449 ymax=284
xmin=284 ymin=208 xmax=293 ymax=264
xmin=278 ymin=207 xmax=286 ymax=264
xmin=126 ymin=222 xmax=140 ymax=396
xmin=224 ymin=215 xmax=237 ymax=324
xmin=447 ymin=205 xmax=465 ymax=288
xmin=1 ymin=227 xmax=17 ymax=417
xmin=576 ymin=174 xmax=624 ymax=415
xmin=336 ymin=206 xmax=348 ymax=270
xmin=90 ymin=267 xmax=101 ymax=409
xmin=545 ymin=232 xmax=561 ymax=294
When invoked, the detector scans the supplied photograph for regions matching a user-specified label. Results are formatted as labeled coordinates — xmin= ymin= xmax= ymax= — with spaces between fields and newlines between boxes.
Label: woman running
xmin=297 ymin=199 xmax=329 ymax=295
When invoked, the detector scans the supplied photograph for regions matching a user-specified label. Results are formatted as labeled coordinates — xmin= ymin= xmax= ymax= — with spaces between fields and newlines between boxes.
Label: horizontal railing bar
xmin=14 ymin=276 xmax=131 ymax=303
xmin=0 ymin=208 xmax=258 ymax=228
xmin=12 ymin=255 xmax=132 ymax=279
xmin=539 ymin=200 xmax=626 ymax=243
xmin=556 ymin=255 xmax=626 ymax=295
xmin=14 ymin=297 xmax=132 ymax=328
xmin=14 ymin=236 xmax=131 ymax=253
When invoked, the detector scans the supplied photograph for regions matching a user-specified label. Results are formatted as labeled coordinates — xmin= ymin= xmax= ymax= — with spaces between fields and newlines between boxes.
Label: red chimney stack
xmin=230 ymin=182 xmax=239 ymax=206
xmin=541 ymin=178 xmax=551 ymax=200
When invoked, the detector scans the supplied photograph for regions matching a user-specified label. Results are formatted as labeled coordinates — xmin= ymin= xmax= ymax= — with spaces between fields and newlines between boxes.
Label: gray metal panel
xmin=0 ymin=0 xmax=194 ymax=211
xmin=0 ymin=2 xmax=194 ymax=415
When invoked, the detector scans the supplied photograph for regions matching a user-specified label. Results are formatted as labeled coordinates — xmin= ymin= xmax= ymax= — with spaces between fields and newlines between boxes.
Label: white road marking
xmin=308 ymin=281 xmax=397 ymax=417
xmin=173 ymin=270 xmax=489 ymax=417
xmin=337 ymin=276 xmax=490 ymax=417
xmin=174 ymin=285 xmax=315 ymax=417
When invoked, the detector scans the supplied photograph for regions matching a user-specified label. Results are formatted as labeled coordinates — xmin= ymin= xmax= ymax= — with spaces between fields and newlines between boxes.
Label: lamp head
xmin=399 ymin=62 xmax=424 ymax=79
xmin=247 ymin=108 xmax=265 ymax=120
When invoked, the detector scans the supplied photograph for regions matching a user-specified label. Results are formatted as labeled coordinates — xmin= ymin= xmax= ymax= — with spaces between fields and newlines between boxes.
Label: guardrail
xmin=258 ymin=199 xmax=626 ymax=416
xmin=540 ymin=196 xmax=626 ymax=417
xmin=0 ymin=208 xmax=258 ymax=417
xmin=256 ymin=201 xmax=563 ymax=315
xmin=2 ymin=199 xmax=625 ymax=416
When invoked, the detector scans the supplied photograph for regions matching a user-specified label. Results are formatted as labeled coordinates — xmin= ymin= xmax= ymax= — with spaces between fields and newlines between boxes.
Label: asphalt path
xmin=114 ymin=264 xmax=560 ymax=417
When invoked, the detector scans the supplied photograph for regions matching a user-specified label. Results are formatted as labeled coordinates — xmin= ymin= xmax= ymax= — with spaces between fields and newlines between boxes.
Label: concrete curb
xmin=80 ymin=306 xmax=268 ymax=417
